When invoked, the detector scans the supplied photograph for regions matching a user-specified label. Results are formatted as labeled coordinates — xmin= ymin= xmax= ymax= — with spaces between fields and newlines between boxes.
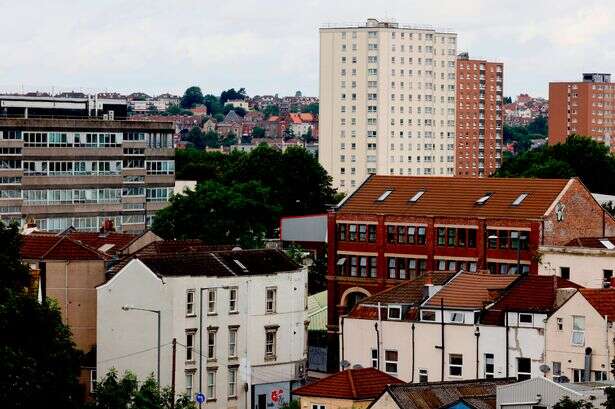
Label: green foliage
xmin=0 ymin=222 xmax=82 ymax=408
xmin=203 ymin=94 xmax=223 ymax=117
xmin=280 ymin=399 xmax=301 ymax=409
xmin=157 ymin=145 xmax=337 ymax=243
xmin=301 ymin=127 xmax=314 ymax=144
xmin=203 ymin=130 xmax=221 ymax=148
xmin=302 ymin=102 xmax=319 ymax=115
xmin=165 ymin=104 xmax=193 ymax=116
xmin=603 ymin=387 xmax=615 ymax=409
xmin=221 ymin=132 xmax=238 ymax=147
xmin=180 ymin=86 xmax=204 ymax=109
xmin=220 ymin=88 xmax=247 ymax=105
xmin=496 ymin=135 xmax=615 ymax=194
xmin=285 ymin=243 xmax=307 ymax=264
xmin=263 ymin=104 xmax=280 ymax=118
xmin=554 ymin=396 xmax=593 ymax=409
xmin=87 ymin=369 xmax=196 ymax=409
xmin=503 ymin=96 xmax=512 ymax=104
xmin=252 ymin=126 xmax=266 ymax=139
xmin=503 ymin=116 xmax=548 ymax=154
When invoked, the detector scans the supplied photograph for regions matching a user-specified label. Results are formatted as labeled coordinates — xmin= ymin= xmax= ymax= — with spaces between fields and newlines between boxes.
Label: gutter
xmin=500 ymin=396 xmax=542 ymax=408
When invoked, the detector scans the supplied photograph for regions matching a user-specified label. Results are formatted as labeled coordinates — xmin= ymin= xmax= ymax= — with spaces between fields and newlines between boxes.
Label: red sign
xmin=271 ymin=389 xmax=284 ymax=402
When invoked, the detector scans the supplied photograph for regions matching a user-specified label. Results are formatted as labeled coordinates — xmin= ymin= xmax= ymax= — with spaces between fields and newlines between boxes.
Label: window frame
xmin=384 ymin=350 xmax=398 ymax=374
xmin=186 ymin=289 xmax=195 ymax=316
xmin=265 ymin=287 xmax=277 ymax=313
xmin=449 ymin=354 xmax=463 ymax=377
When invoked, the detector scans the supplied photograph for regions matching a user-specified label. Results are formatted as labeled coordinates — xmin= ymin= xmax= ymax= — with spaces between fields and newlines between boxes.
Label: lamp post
xmin=122 ymin=305 xmax=161 ymax=386
xmin=198 ymin=286 xmax=229 ymax=409
xmin=514 ymin=232 xmax=528 ymax=275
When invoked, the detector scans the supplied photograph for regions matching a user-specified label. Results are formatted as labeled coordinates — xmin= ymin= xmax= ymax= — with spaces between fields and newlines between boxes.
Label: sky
xmin=0 ymin=0 xmax=614 ymax=99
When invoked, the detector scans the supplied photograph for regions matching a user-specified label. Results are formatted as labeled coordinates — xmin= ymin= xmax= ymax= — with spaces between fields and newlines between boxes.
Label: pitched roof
xmin=424 ymin=273 xmax=518 ymax=309
xmin=131 ymin=249 xmax=300 ymax=277
xmin=381 ymin=378 xmax=515 ymax=409
xmin=564 ymin=236 xmax=615 ymax=249
xmin=579 ymin=289 xmax=615 ymax=319
xmin=62 ymin=231 xmax=139 ymax=253
xmin=223 ymin=110 xmax=243 ymax=123
xmin=338 ymin=175 xmax=571 ymax=219
xmin=350 ymin=272 xmax=457 ymax=320
xmin=20 ymin=235 xmax=109 ymax=261
xmin=299 ymin=113 xmax=314 ymax=122
xmin=293 ymin=368 xmax=403 ymax=400
xmin=289 ymin=113 xmax=303 ymax=124
xmin=308 ymin=290 xmax=328 ymax=331
xmin=481 ymin=275 xmax=581 ymax=325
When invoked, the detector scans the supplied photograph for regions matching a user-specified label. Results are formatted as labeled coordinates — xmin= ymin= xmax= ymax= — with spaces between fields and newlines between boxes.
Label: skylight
xmin=599 ymin=239 xmax=615 ymax=250
xmin=377 ymin=190 xmax=393 ymax=202
xmin=512 ymin=193 xmax=529 ymax=206
xmin=409 ymin=190 xmax=425 ymax=203
xmin=475 ymin=192 xmax=492 ymax=205
xmin=233 ymin=259 xmax=248 ymax=271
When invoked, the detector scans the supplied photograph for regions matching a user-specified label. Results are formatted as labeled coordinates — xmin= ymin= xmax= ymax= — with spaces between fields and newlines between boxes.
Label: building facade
xmin=97 ymin=250 xmax=308 ymax=409
xmin=455 ymin=53 xmax=503 ymax=176
xmin=548 ymin=73 xmax=615 ymax=149
xmin=325 ymin=175 xmax=615 ymax=371
xmin=319 ymin=19 xmax=458 ymax=192
xmin=0 ymin=115 xmax=175 ymax=232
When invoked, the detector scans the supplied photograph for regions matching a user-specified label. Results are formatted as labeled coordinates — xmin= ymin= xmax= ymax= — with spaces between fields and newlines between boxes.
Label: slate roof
xmin=380 ymin=378 xmax=515 ymax=409
xmin=579 ymin=289 xmax=615 ymax=319
xmin=338 ymin=175 xmax=572 ymax=219
xmin=293 ymin=368 xmax=403 ymax=400
xmin=134 ymin=249 xmax=300 ymax=277
xmin=223 ymin=110 xmax=243 ymax=123
xmin=481 ymin=275 xmax=581 ymax=325
xmin=424 ymin=273 xmax=517 ymax=310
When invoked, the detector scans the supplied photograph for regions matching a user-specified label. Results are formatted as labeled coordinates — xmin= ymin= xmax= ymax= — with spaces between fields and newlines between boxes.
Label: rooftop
xmin=424 ymin=272 xmax=517 ymax=310
xmin=293 ymin=368 xmax=403 ymax=400
xmin=307 ymin=290 xmax=328 ymax=331
xmin=381 ymin=378 xmax=515 ymax=409
xmin=337 ymin=175 xmax=572 ymax=220
xmin=564 ymin=236 xmax=615 ymax=249
xmin=579 ymin=288 xmax=615 ymax=319
xmin=0 ymin=117 xmax=174 ymax=130
xmin=20 ymin=234 xmax=109 ymax=261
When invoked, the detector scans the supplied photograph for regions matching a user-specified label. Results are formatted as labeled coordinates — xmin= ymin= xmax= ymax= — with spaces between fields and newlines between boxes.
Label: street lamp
xmin=122 ymin=305 xmax=161 ymax=386
xmin=513 ymin=232 xmax=528 ymax=275
xmin=198 ymin=286 xmax=229 ymax=409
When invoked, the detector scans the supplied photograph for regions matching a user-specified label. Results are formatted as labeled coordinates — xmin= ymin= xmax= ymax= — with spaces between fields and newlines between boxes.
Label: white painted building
xmin=97 ymin=249 xmax=308 ymax=409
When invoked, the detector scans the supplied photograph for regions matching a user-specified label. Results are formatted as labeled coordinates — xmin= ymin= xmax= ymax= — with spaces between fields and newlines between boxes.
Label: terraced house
xmin=0 ymin=94 xmax=175 ymax=232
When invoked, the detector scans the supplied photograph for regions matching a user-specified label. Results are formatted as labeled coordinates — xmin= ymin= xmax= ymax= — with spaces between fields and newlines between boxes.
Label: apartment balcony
xmin=23 ymin=147 xmax=123 ymax=158
xmin=22 ymin=174 xmax=123 ymax=188
xmin=145 ymin=174 xmax=175 ymax=185
xmin=22 ymin=202 xmax=123 ymax=216
xmin=0 ymin=169 xmax=23 ymax=177
xmin=145 ymin=147 xmax=174 ymax=157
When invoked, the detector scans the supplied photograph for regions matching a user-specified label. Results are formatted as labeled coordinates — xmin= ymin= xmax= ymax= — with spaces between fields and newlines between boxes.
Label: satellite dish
xmin=352 ymin=364 xmax=363 ymax=369
xmin=539 ymin=364 xmax=551 ymax=374
xmin=340 ymin=360 xmax=351 ymax=369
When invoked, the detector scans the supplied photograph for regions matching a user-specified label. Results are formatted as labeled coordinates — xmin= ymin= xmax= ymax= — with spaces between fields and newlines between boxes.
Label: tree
xmin=180 ymin=86 xmax=204 ymax=109
xmin=527 ymin=115 xmax=548 ymax=136
xmin=203 ymin=94 xmax=223 ymax=116
xmin=603 ymin=386 xmax=615 ymax=409
xmin=221 ymin=132 xmax=238 ymax=147
xmin=203 ymin=130 xmax=221 ymax=149
xmin=496 ymin=135 xmax=615 ymax=194
xmin=146 ymin=104 xmax=159 ymax=115
xmin=263 ymin=104 xmax=280 ymax=118
xmin=301 ymin=127 xmax=314 ymax=144
xmin=0 ymin=222 xmax=83 ymax=409
xmin=553 ymin=396 xmax=593 ymax=409
xmin=251 ymin=126 xmax=266 ymax=139
xmin=223 ymin=104 xmax=246 ymax=117
xmin=302 ymin=102 xmax=319 ymax=116
xmin=503 ymin=96 xmax=512 ymax=104
xmin=220 ymin=88 xmax=247 ymax=105
xmin=166 ymin=104 xmax=193 ymax=116
xmin=87 ymin=369 xmax=196 ymax=409
xmin=185 ymin=126 xmax=205 ymax=150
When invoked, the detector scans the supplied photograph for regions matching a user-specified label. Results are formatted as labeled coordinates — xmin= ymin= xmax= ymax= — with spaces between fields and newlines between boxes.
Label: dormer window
xmin=512 ymin=193 xmax=528 ymax=206
xmin=409 ymin=189 xmax=425 ymax=203
xmin=388 ymin=305 xmax=402 ymax=320
xmin=377 ymin=190 xmax=393 ymax=202
xmin=475 ymin=192 xmax=492 ymax=205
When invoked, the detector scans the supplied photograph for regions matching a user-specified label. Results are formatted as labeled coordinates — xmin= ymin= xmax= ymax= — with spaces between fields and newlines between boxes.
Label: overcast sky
xmin=1 ymin=0 xmax=613 ymax=99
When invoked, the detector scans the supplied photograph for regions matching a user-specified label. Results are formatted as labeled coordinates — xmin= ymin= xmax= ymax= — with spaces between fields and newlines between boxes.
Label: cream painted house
xmin=545 ymin=288 xmax=615 ymax=382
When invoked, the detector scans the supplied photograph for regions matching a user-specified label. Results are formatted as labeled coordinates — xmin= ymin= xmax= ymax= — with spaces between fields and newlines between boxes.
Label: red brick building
xmin=325 ymin=175 xmax=615 ymax=370
xmin=548 ymin=73 xmax=615 ymax=149
xmin=455 ymin=53 xmax=504 ymax=177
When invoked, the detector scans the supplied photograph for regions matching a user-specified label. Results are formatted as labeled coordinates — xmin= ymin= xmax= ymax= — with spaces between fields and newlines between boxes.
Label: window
xmin=573 ymin=369 xmax=587 ymax=383
xmin=228 ymin=368 xmax=237 ymax=398
xmin=185 ymin=372 xmax=193 ymax=397
xmin=90 ymin=369 xmax=97 ymax=393
xmin=368 ymin=225 xmax=377 ymax=242
xmin=186 ymin=333 xmax=195 ymax=361
xmin=560 ymin=267 xmax=570 ymax=280
xmin=384 ymin=350 xmax=398 ymax=374
xmin=553 ymin=361 xmax=561 ymax=376
xmin=409 ymin=190 xmax=425 ymax=202
xmin=266 ymin=287 xmax=277 ymax=313
xmin=207 ymin=371 xmax=216 ymax=400
xmin=207 ymin=330 xmax=217 ymax=360
xmin=594 ymin=371 xmax=608 ymax=381
xmin=517 ymin=358 xmax=531 ymax=380
xmin=421 ymin=310 xmax=436 ymax=321
xmin=208 ymin=289 xmax=216 ymax=314
xmin=556 ymin=318 xmax=563 ymax=331
xmin=312 ymin=405 xmax=326 ymax=409
xmin=512 ymin=193 xmax=528 ymax=206
xmin=377 ymin=190 xmax=393 ymax=201
xmin=449 ymin=354 xmax=463 ymax=377
xmin=572 ymin=316 xmax=585 ymax=346
xmin=359 ymin=224 xmax=367 ymax=241
xmin=484 ymin=353 xmax=494 ymax=378
xmin=186 ymin=290 xmax=195 ymax=316
xmin=371 ymin=349 xmax=378 ymax=368
xmin=388 ymin=306 xmax=402 ymax=320
xmin=519 ymin=314 xmax=533 ymax=324
xmin=229 ymin=287 xmax=238 ymax=313
xmin=476 ymin=193 xmax=492 ymax=205
xmin=437 ymin=227 xmax=446 ymax=246
xmin=604 ymin=269 xmax=613 ymax=283
xmin=449 ymin=312 xmax=465 ymax=323
xmin=265 ymin=327 xmax=277 ymax=359
xmin=229 ymin=328 xmax=238 ymax=358
xmin=419 ymin=369 xmax=428 ymax=383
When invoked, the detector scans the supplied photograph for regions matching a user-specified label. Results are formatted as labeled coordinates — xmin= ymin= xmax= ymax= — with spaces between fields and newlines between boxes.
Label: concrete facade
xmin=538 ymin=246 xmax=615 ymax=288
xmin=319 ymin=19 xmax=458 ymax=192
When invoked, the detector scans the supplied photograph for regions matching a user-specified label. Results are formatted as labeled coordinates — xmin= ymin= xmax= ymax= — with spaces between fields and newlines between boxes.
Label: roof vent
xmin=409 ymin=189 xmax=425 ymax=203
xmin=475 ymin=192 xmax=492 ymax=205
xmin=512 ymin=193 xmax=529 ymax=206
xmin=377 ymin=190 xmax=393 ymax=202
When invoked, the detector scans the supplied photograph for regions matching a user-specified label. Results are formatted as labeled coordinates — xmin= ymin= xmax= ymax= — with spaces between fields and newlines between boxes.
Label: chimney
xmin=422 ymin=273 xmax=441 ymax=299
xmin=100 ymin=219 xmax=115 ymax=234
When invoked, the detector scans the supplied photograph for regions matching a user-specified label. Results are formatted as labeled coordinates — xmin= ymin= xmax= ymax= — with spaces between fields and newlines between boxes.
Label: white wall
xmin=538 ymin=247 xmax=615 ymax=288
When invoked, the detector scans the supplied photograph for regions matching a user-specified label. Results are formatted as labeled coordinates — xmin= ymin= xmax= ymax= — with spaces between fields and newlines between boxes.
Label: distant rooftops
xmin=337 ymin=175 xmax=572 ymax=219
xmin=321 ymin=18 xmax=455 ymax=34
xmin=564 ymin=236 xmax=615 ymax=249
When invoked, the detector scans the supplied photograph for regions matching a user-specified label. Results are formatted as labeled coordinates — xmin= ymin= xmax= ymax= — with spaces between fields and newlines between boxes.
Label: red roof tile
xmin=20 ymin=235 xmax=109 ymax=261
xmin=338 ymin=175 xmax=572 ymax=219
xmin=564 ymin=236 xmax=615 ymax=249
xmin=293 ymin=368 xmax=403 ymax=400
xmin=63 ymin=231 xmax=138 ymax=253
xmin=425 ymin=273 xmax=518 ymax=309
xmin=579 ymin=288 xmax=615 ymax=319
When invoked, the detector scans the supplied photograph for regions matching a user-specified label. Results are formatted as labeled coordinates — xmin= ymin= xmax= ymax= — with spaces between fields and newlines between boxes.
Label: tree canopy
xmin=503 ymin=116 xmax=547 ymax=154
xmin=154 ymin=145 xmax=337 ymax=244
xmin=220 ymin=88 xmax=247 ymax=105
xmin=0 ymin=222 xmax=83 ymax=408
xmin=495 ymin=135 xmax=615 ymax=194
xmin=180 ymin=86 xmax=204 ymax=109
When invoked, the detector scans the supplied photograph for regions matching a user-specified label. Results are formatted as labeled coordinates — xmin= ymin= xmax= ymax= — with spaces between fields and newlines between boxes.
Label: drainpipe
xmin=340 ymin=315 xmax=345 ymax=363
xmin=584 ymin=347 xmax=592 ymax=382
xmin=475 ymin=326 xmax=481 ymax=379
xmin=377 ymin=301 xmax=382 ymax=370
xmin=606 ymin=316 xmax=610 ymax=380
xmin=505 ymin=311 xmax=510 ymax=378
xmin=39 ymin=259 xmax=47 ymax=301
xmin=410 ymin=323 xmax=416 ymax=383
xmin=374 ymin=322 xmax=380 ymax=370
xmin=440 ymin=298 xmax=445 ymax=381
